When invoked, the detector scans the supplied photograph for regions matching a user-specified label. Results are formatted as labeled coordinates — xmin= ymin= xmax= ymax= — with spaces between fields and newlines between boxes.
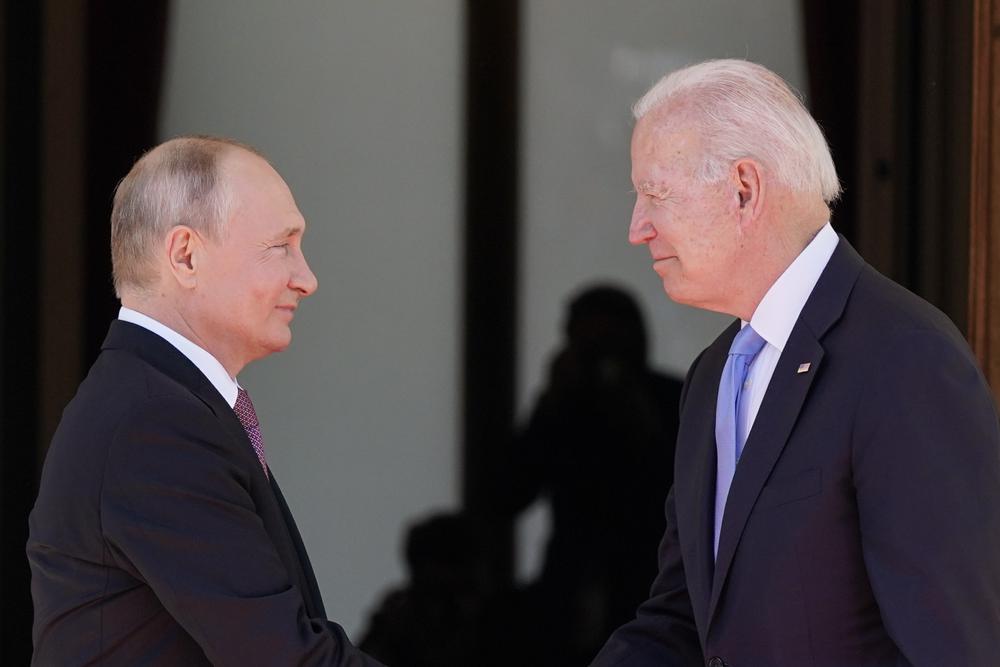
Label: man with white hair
xmin=592 ymin=60 xmax=1000 ymax=666
xmin=27 ymin=137 xmax=383 ymax=666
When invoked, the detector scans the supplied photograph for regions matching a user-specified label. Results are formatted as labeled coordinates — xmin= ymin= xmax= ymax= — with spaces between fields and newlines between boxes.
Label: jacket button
xmin=707 ymin=658 xmax=727 ymax=667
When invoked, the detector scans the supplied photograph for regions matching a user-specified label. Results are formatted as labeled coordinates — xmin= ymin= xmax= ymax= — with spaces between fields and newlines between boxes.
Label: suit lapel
xmin=102 ymin=320 xmax=326 ymax=618
xmin=270 ymin=475 xmax=328 ymax=618
xmin=704 ymin=237 xmax=865 ymax=627
xmin=676 ymin=324 xmax=736 ymax=636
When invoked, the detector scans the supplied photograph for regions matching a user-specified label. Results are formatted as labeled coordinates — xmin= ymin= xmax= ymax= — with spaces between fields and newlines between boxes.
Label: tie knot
xmin=234 ymin=387 xmax=259 ymax=431
xmin=729 ymin=324 xmax=767 ymax=358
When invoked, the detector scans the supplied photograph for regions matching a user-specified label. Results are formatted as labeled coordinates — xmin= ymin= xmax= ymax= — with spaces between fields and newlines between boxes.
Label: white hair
xmin=110 ymin=136 xmax=261 ymax=296
xmin=633 ymin=59 xmax=841 ymax=204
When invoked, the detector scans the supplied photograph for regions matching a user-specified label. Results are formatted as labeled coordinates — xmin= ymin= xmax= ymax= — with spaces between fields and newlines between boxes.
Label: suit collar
xmin=102 ymin=320 xmax=232 ymax=418
xmin=117 ymin=307 xmax=239 ymax=407
xmin=702 ymin=236 xmax=864 ymax=627
xmin=795 ymin=236 xmax=865 ymax=341
xmin=750 ymin=222 xmax=839 ymax=352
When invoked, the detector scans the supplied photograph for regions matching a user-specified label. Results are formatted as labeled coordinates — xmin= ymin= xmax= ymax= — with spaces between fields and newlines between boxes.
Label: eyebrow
xmin=271 ymin=225 xmax=304 ymax=241
xmin=636 ymin=181 xmax=671 ymax=195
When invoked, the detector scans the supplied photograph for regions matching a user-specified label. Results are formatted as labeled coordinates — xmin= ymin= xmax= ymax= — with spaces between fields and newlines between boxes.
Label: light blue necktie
xmin=714 ymin=324 xmax=767 ymax=557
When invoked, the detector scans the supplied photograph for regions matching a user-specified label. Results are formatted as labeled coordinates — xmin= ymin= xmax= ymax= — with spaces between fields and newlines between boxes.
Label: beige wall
xmin=160 ymin=0 xmax=463 ymax=637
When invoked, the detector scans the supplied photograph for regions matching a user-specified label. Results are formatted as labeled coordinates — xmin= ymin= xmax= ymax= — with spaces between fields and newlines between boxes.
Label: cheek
xmin=676 ymin=220 xmax=729 ymax=275
xmin=247 ymin=265 xmax=287 ymax=299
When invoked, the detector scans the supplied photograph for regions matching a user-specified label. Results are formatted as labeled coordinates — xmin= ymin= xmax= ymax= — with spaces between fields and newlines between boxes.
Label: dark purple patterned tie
xmin=234 ymin=388 xmax=269 ymax=478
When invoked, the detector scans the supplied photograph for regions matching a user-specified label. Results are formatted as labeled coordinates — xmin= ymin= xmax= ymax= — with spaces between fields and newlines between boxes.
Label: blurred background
xmin=2 ymin=0 xmax=993 ymax=664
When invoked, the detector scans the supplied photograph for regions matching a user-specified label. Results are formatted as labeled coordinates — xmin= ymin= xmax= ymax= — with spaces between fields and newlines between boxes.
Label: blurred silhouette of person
xmin=359 ymin=512 xmax=497 ymax=667
xmin=493 ymin=284 xmax=684 ymax=665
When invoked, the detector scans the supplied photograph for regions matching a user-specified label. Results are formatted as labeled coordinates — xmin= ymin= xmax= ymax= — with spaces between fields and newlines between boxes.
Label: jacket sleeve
xmin=101 ymin=395 xmax=384 ymax=667
xmin=852 ymin=328 xmax=1000 ymax=665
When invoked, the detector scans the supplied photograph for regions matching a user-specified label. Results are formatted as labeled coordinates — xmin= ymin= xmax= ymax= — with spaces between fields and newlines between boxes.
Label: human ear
xmin=733 ymin=159 xmax=764 ymax=224
xmin=164 ymin=225 xmax=200 ymax=289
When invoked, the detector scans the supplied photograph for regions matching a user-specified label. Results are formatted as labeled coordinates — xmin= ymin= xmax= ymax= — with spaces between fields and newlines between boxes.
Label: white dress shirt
xmin=739 ymin=223 xmax=838 ymax=444
xmin=118 ymin=306 xmax=240 ymax=408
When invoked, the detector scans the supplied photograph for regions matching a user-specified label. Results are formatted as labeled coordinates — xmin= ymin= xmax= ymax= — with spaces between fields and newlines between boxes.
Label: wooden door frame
xmin=969 ymin=0 xmax=1000 ymax=399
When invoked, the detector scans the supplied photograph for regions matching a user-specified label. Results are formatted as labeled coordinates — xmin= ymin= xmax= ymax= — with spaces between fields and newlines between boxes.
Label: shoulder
xmin=59 ymin=353 xmax=208 ymax=445
xmin=832 ymin=265 xmax=974 ymax=371
xmin=48 ymin=347 xmax=224 ymax=482
xmin=835 ymin=268 xmax=997 ymax=440
xmin=853 ymin=266 xmax=963 ymax=337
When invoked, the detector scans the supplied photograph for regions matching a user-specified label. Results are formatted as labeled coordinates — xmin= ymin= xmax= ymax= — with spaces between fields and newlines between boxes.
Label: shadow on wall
xmin=358 ymin=284 xmax=685 ymax=666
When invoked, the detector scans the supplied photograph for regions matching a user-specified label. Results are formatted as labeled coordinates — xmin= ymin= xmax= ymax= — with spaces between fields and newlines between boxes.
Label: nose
xmin=628 ymin=199 xmax=655 ymax=246
xmin=291 ymin=250 xmax=319 ymax=297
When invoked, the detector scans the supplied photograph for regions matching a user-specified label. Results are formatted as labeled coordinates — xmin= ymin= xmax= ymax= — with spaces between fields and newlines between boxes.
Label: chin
xmin=262 ymin=329 xmax=293 ymax=355
xmin=661 ymin=279 xmax=691 ymax=305
xmin=663 ymin=284 xmax=730 ymax=316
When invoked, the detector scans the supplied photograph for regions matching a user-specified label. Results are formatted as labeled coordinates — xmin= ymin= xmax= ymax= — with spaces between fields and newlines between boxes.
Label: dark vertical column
xmin=0 ymin=3 xmax=169 ymax=660
xmin=825 ymin=0 xmax=972 ymax=332
xmin=461 ymin=0 xmax=520 ymax=514
xmin=802 ymin=0 xmax=861 ymax=247
xmin=913 ymin=0 xmax=972 ymax=332
xmin=83 ymin=0 xmax=169 ymax=363
xmin=1 ymin=0 xmax=41 ymax=661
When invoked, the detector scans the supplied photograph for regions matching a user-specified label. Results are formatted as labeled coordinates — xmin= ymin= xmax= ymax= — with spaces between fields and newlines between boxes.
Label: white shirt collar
xmin=118 ymin=306 xmax=240 ymax=408
xmin=746 ymin=222 xmax=839 ymax=351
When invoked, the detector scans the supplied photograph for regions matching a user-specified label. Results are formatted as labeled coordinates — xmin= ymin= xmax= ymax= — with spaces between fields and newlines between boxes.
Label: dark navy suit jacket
xmin=27 ymin=321 xmax=382 ymax=666
xmin=593 ymin=239 xmax=1000 ymax=666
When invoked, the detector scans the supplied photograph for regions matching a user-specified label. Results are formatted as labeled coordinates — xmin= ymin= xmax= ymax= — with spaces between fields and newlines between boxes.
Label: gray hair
xmin=633 ymin=59 xmax=841 ymax=204
xmin=110 ymin=135 xmax=262 ymax=296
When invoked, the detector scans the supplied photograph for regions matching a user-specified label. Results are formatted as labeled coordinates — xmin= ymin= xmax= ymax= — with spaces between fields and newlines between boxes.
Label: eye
xmin=653 ymin=190 xmax=681 ymax=205
xmin=270 ymin=243 xmax=290 ymax=253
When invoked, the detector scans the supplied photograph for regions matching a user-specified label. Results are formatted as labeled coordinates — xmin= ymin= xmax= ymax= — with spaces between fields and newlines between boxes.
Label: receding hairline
xmin=630 ymin=105 xmax=710 ymax=169
xmin=633 ymin=100 xmax=700 ymax=138
xmin=134 ymin=135 xmax=270 ymax=187
xmin=143 ymin=135 xmax=280 ymax=224
xmin=145 ymin=134 xmax=266 ymax=160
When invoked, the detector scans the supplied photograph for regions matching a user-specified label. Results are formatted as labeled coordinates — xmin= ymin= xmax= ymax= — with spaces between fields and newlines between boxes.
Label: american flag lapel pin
xmin=797 ymin=362 xmax=811 ymax=374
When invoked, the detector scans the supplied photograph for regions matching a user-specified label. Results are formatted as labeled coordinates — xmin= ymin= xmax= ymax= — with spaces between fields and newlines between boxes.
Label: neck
xmin=729 ymin=203 xmax=828 ymax=321
xmin=121 ymin=292 xmax=245 ymax=377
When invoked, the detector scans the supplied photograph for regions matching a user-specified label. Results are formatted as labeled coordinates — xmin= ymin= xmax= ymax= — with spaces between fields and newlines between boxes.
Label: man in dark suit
xmin=27 ymin=137 xmax=383 ymax=665
xmin=592 ymin=60 xmax=1000 ymax=666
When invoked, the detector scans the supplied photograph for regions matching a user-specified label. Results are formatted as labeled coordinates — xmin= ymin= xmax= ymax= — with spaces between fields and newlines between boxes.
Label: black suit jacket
xmin=27 ymin=321 xmax=382 ymax=666
xmin=593 ymin=239 xmax=1000 ymax=666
